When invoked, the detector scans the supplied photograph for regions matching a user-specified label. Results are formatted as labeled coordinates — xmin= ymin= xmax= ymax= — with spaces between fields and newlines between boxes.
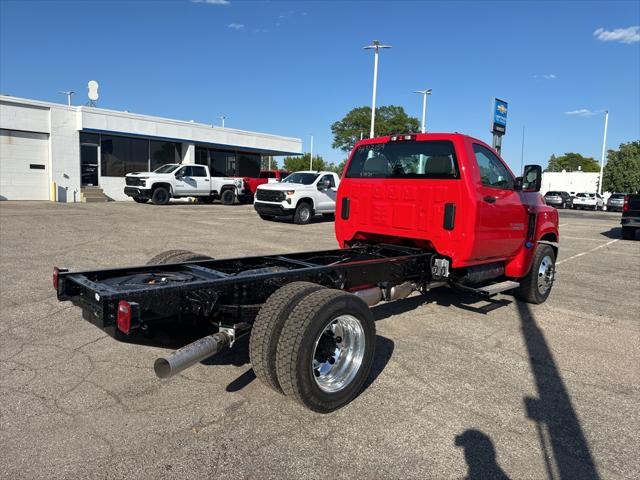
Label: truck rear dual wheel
xmin=515 ymin=244 xmax=556 ymax=304
xmin=146 ymin=249 xmax=212 ymax=265
xmin=275 ymin=289 xmax=376 ymax=413
xmin=151 ymin=187 xmax=170 ymax=205
xmin=250 ymin=282 xmax=326 ymax=393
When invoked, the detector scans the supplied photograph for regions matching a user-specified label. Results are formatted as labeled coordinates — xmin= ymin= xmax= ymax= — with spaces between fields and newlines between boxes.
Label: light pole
xmin=598 ymin=110 xmax=609 ymax=195
xmin=58 ymin=91 xmax=74 ymax=106
xmin=414 ymin=89 xmax=432 ymax=133
xmin=218 ymin=115 xmax=226 ymax=128
xmin=309 ymin=134 xmax=314 ymax=170
xmin=364 ymin=40 xmax=392 ymax=138
xmin=520 ymin=125 xmax=526 ymax=175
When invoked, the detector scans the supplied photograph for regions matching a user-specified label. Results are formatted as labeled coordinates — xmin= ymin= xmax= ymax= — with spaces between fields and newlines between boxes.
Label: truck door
xmin=190 ymin=165 xmax=211 ymax=194
xmin=470 ymin=143 xmax=528 ymax=261
xmin=174 ymin=166 xmax=200 ymax=195
xmin=316 ymin=174 xmax=338 ymax=212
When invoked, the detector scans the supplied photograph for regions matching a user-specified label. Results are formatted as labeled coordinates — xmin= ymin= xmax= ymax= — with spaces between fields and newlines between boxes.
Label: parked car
xmin=572 ymin=192 xmax=604 ymax=210
xmin=253 ymin=171 xmax=340 ymax=224
xmin=124 ymin=164 xmax=251 ymax=205
xmin=544 ymin=191 xmax=573 ymax=209
xmin=621 ymin=193 xmax=640 ymax=240
xmin=243 ymin=170 xmax=290 ymax=200
xmin=606 ymin=193 xmax=626 ymax=212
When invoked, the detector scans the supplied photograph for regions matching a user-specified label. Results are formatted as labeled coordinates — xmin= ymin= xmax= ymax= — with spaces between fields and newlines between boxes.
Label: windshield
xmin=282 ymin=172 xmax=319 ymax=185
xmin=576 ymin=193 xmax=594 ymax=198
xmin=545 ymin=192 xmax=561 ymax=196
xmin=610 ymin=194 xmax=625 ymax=199
xmin=345 ymin=140 xmax=458 ymax=179
xmin=153 ymin=164 xmax=180 ymax=174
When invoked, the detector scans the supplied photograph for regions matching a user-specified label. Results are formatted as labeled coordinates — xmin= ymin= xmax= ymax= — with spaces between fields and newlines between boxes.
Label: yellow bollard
xmin=50 ymin=182 xmax=57 ymax=202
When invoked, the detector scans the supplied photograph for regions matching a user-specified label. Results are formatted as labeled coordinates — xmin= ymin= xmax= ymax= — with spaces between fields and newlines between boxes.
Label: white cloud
xmin=192 ymin=0 xmax=230 ymax=5
xmin=534 ymin=74 xmax=557 ymax=80
xmin=228 ymin=23 xmax=244 ymax=29
xmin=593 ymin=26 xmax=640 ymax=44
xmin=564 ymin=109 xmax=602 ymax=117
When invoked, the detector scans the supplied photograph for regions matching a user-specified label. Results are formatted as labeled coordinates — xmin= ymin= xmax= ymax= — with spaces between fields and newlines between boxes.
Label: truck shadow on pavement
xmin=600 ymin=227 xmax=622 ymax=239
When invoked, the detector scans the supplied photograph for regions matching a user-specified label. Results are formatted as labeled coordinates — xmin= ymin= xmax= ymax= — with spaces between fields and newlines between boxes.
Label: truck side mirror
xmin=318 ymin=179 xmax=331 ymax=190
xmin=522 ymin=165 xmax=542 ymax=192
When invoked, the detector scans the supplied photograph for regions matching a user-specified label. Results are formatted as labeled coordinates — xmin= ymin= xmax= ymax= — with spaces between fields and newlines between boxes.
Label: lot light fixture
xmin=414 ymin=89 xmax=432 ymax=133
xmin=364 ymin=40 xmax=392 ymax=138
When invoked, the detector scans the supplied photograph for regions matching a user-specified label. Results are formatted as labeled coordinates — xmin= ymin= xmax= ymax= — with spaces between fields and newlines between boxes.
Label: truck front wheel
xmin=515 ymin=244 xmax=556 ymax=304
xmin=276 ymin=289 xmax=376 ymax=413
xmin=250 ymin=282 xmax=325 ymax=393
xmin=151 ymin=187 xmax=170 ymax=205
xmin=293 ymin=202 xmax=312 ymax=225
xmin=221 ymin=189 xmax=235 ymax=205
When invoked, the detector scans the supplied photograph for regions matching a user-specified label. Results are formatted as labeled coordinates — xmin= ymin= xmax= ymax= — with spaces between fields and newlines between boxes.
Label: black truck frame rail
xmin=55 ymin=244 xmax=439 ymax=335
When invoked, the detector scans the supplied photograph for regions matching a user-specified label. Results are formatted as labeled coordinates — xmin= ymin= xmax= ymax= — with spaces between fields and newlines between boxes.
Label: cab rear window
xmin=345 ymin=140 xmax=459 ymax=179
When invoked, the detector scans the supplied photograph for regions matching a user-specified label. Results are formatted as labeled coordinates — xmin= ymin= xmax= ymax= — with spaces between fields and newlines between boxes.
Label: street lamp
xmin=309 ymin=134 xmax=314 ymax=170
xmin=414 ymin=88 xmax=432 ymax=133
xmin=58 ymin=91 xmax=74 ymax=106
xmin=598 ymin=110 xmax=609 ymax=196
xmin=218 ymin=115 xmax=226 ymax=128
xmin=364 ymin=40 xmax=392 ymax=138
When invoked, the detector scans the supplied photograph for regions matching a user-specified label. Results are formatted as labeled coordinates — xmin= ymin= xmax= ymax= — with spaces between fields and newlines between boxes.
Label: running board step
xmin=451 ymin=280 xmax=520 ymax=297
xmin=477 ymin=280 xmax=520 ymax=296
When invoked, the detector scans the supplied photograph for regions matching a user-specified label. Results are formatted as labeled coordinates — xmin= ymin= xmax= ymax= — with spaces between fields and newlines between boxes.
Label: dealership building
xmin=0 ymin=95 xmax=302 ymax=202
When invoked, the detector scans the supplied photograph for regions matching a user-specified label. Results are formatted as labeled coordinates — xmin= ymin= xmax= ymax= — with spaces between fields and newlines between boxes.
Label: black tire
xmin=515 ymin=244 xmax=556 ymax=304
xmin=220 ymin=189 xmax=235 ymax=205
xmin=259 ymin=214 xmax=275 ymax=221
xmin=250 ymin=282 xmax=325 ymax=394
xmin=621 ymin=227 xmax=635 ymax=240
xmin=293 ymin=202 xmax=312 ymax=225
xmin=276 ymin=289 xmax=376 ymax=413
xmin=151 ymin=187 xmax=170 ymax=205
xmin=133 ymin=197 xmax=149 ymax=204
xmin=146 ymin=249 xmax=212 ymax=265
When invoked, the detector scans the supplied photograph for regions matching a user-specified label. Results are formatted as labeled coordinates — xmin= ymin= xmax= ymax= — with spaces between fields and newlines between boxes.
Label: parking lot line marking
xmin=559 ymin=223 xmax=568 ymax=227
xmin=560 ymin=236 xmax=613 ymax=242
xmin=556 ymin=239 xmax=619 ymax=265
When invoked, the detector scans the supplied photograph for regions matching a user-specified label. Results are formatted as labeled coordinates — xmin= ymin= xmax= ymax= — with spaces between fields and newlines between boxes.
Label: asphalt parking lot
xmin=0 ymin=202 xmax=638 ymax=480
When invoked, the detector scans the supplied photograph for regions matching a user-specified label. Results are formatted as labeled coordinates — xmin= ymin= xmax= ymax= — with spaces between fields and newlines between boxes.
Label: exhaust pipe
xmin=352 ymin=282 xmax=415 ymax=307
xmin=154 ymin=332 xmax=230 ymax=379
xmin=388 ymin=282 xmax=413 ymax=301
xmin=353 ymin=286 xmax=383 ymax=306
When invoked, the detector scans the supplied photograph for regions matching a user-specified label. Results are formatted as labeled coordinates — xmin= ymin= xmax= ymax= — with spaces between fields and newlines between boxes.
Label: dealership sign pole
xmin=598 ymin=110 xmax=609 ymax=196
xmin=491 ymin=97 xmax=508 ymax=154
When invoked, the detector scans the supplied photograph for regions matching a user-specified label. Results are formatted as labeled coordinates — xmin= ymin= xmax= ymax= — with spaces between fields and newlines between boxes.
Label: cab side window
xmin=320 ymin=174 xmax=336 ymax=188
xmin=472 ymin=144 xmax=514 ymax=190
xmin=191 ymin=166 xmax=207 ymax=177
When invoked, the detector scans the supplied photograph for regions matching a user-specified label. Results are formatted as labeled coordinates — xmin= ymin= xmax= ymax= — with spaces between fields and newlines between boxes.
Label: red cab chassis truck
xmin=54 ymin=133 xmax=559 ymax=412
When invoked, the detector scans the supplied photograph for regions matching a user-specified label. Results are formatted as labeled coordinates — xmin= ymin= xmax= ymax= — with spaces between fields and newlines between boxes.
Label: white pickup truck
xmin=253 ymin=171 xmax=340 ymax=224
xmin=124 ymin=164 xmax=250 ymax=205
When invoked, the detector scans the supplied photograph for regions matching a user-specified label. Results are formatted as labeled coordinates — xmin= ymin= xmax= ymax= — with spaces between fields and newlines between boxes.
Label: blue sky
xmin=1 ymin=0 xmax=639 ymax=173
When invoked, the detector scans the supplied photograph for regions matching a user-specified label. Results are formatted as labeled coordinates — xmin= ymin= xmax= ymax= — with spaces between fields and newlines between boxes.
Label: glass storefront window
xmin=100 ymin=135 xmax=148 ymax=176
xmin=150 ymin=140 xmax=182 ymax=171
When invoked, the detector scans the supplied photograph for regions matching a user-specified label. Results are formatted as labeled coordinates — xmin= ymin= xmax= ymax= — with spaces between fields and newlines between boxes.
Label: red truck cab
xmin=335 ymin=133 xmax=558 ymax=296
xmin=244 ymin=170 xmax=291 ymax=197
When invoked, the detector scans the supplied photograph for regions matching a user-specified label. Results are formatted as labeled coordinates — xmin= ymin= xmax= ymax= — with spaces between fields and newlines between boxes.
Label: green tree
xmin=260 ymin=156 xmax=278 ymax=170
xmin=282 ymin=153 xmax=326 ymax=172
xmin=603 ymin=141 xmax=640 ymax=193
xmin=326 ymin=159 xmax=348 ymax=176
xmin=331 ymin=105 xmax=420 ymax=152
xmin=545 ymin=152 xmax=600 ymax=172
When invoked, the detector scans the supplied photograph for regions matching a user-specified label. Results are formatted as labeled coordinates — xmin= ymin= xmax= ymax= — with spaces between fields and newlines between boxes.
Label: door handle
xmin=483 ymin=195 xmax=497 ymax=204
xmin=204 ymin=179 xmax=209 ymax=181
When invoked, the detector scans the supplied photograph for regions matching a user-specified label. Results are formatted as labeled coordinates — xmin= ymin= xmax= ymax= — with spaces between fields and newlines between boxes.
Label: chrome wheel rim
xmin=299 ymin=206 xmax=310 ymax=222
xmin=537 ymin=255 xmax=555 ymax=295
xmin=311 ymin=314 xmax=365 ymax=393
